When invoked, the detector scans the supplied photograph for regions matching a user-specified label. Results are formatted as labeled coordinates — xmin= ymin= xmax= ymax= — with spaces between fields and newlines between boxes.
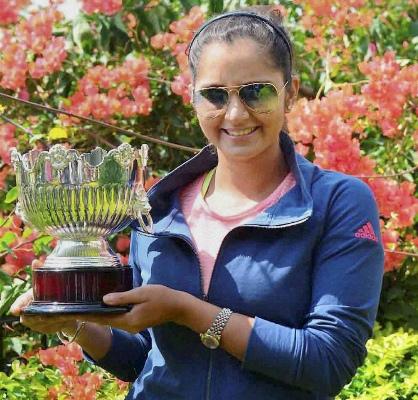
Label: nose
xmin=224 ymin=91 xmax=250 ymax=121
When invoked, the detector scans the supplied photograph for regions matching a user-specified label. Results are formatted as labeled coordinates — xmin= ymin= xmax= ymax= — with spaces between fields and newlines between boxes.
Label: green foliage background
xmin=0 ymin=0 xmax=416 ymax=398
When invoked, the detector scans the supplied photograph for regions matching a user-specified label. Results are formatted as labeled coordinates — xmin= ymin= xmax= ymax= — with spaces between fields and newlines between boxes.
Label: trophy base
xmin=28 ymin=265 xmax=133 ymax=316
xmin=23 ymin=302 xmax=131 ymax=315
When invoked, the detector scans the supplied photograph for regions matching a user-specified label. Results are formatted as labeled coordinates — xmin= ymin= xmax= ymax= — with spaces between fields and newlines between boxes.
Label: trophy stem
xmin=44 ymin=238 xmax=120 ymax=269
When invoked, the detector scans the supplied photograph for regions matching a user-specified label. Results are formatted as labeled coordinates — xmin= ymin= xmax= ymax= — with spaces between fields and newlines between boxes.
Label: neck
xmin=211 ymin=145 xmax=288 ymax=202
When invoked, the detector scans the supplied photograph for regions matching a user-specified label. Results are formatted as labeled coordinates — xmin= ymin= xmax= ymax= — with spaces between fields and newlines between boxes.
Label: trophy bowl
xmin=11 ymin=143 xmax=152 ymax=315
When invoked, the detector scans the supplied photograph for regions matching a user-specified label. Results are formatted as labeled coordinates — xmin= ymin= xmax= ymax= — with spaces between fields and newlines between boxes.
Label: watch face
xmin=201 ymin=334 xmax=220 ymax=349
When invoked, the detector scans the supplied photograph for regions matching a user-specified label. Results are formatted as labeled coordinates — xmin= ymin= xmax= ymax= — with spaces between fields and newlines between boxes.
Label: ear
xmin=285 ymin=75 xmax=300 ymax=111
xmin=188 ymin=83 xmax=194 ymax=102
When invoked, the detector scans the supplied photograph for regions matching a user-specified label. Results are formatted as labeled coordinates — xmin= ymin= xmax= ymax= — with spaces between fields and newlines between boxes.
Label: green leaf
xmin=409 ymin=20 xmax=418 ymax=37
xmin=33 ymin=235 xmax=53 ymax=255
xmin=178 ymin=0 xmax=199 ymax=11
xmin=72 ymin=15 xmax=93 ymax=52
xmin=0 ymin=270 xmax=12 ymax=286
xmin=113 ymin=14 xmax=128 ymax=35
xmin=209 ymin=0 xmax=224 ymax=15
xmin=386 ymin=287 xmax=406 ymax=302
xmin=5 ymin=187 xmax=18 ymax=204
xmin=10 ymin=338 xmax=22 ymax=355
xmin=0 ymin=281 xmax=28 ymax=316
xmin=0 ymin=231 xmax=17 ymax=253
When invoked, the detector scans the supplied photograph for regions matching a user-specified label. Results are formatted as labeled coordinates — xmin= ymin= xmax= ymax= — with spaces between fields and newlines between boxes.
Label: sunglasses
xmin=192 ymin=81 xmax=288 ymax=119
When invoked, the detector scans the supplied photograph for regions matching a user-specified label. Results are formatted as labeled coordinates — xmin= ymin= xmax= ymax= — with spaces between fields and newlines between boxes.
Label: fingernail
xmin=103 ymin=294 xmax=115 ymax=303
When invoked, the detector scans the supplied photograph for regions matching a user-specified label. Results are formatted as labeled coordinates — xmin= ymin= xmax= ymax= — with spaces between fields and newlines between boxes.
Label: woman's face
xmin=192 ymin=38 xmax=298 ymax=163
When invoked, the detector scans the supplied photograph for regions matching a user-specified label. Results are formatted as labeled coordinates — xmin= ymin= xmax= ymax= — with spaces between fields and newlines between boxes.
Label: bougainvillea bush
xmin=0 ymin=341 xmax=129 ymax=399
xmin=0 ymin=0 xmax=416 ymax=398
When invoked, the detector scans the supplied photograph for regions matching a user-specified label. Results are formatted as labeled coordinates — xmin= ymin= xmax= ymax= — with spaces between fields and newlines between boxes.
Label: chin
xmin=218 ymin=146 xmax=266 ymax=162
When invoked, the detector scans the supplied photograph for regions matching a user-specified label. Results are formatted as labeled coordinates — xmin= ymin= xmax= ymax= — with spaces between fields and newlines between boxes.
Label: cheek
xmin=258 ymin=111 xmax=284 ymax=131
xmin=197 ymin=115 xmax=219 ymax=138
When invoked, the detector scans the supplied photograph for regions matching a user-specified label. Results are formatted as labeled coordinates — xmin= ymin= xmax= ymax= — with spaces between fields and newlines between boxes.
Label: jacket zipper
xmin=206 ymin=352 xmax=213 ymax=400
xmin=167 ymin=234 xmax=213 ymax=399
xmin=162 ymin=233 xmax=212 ymax=398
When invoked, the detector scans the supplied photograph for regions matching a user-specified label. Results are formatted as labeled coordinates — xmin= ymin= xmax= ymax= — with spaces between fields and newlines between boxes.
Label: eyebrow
xmin=198 ymin=80 xmax=274 ymax=88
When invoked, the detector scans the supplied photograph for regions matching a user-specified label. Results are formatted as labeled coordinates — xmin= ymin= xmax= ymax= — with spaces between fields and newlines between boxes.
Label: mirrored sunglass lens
xmin=240 ymin=84 xmax=277 ymax=112
xmin=195 ymin=88 xmax=228 ymax=110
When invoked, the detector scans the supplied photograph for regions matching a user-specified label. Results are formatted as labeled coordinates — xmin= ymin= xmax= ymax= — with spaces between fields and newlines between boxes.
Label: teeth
xmin=225 ymin=127 xmax=257 ymax=136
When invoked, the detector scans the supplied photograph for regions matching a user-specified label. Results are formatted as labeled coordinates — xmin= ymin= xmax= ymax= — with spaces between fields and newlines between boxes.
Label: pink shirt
xmin=180 ymin=172 xmax=296 ymax=295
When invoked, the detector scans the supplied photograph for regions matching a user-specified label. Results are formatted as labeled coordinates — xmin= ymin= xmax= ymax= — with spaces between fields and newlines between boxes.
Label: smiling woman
xmin=13 ymin=5 xmax=385 ymax=400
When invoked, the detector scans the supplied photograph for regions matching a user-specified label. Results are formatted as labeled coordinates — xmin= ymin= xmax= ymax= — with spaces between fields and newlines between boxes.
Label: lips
xmin=222 ymin=127 xmax=259 ymax=137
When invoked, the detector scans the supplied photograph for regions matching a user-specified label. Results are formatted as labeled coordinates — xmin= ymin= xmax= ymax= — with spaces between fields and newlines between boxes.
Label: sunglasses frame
xmin=192 ymin=81 xmax=288 ymax=118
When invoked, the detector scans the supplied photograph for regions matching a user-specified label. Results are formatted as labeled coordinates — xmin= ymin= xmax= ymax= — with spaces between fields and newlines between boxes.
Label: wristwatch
xmin=200 ymin=308 xmax=233 ymax=349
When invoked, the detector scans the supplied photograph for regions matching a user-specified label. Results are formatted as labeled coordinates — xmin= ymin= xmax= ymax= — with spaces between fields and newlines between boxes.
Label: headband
xmin=186 ymin=11 xmax=293 ymax=66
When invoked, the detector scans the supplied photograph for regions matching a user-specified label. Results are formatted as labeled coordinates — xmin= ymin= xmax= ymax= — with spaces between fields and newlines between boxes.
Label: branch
xmin=0 ymin=114 xmax=34 ymax=137
xmin=11 ymin=274 xmax=27 ymax=283
xmin=88 ymin=131 xmax=117 ymax=149
xmin=0 ymin=235 xmax=47 ymax=258
xmin=0 ymin=92 xmax=200 ymax=154
xmin=384 ymin=249 xmax=418 ymax=257
xmin=0 ymin=207 xmax=15 ymax=229
xmin=333 ymin=80 xmax=369 ymax=88
xmin=357 ymin=165 xmax=418 ymax=179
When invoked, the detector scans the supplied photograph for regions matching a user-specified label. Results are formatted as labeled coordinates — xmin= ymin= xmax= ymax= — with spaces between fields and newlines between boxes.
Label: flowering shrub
xmin=150 ymin=6 xmax=205 ymax=103
xmin=62 ymin=56 xmax=152 ymax=123
xmin=0 ymin=342 xmax=128 ymax=399
xmin=0 ymin=8 xmax=66 ymax=92
xmin=81 ymin=0 xmax=123 ymax=16
xmin=0 ymin=0 xmax=416 ymax=397
xmin=337 ymin=322 xmax=418 ymax=399
xmin=0 ymin=0 xmax=28 ymax=25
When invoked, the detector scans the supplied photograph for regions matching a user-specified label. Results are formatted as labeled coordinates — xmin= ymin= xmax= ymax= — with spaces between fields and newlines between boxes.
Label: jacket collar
xmin=133 ymin=131 xmax=314 ymax=234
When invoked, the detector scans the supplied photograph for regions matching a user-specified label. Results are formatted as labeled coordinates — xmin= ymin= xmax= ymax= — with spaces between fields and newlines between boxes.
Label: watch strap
xmin=207 ymin=308 xmax=233 ymax=337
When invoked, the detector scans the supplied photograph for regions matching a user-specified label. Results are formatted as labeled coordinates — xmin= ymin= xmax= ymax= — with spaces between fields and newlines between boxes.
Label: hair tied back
xmin=186 ymin=11 xmax=293 ymax=67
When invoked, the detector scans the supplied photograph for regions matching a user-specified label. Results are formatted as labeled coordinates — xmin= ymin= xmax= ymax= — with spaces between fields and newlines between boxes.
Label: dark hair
xmin=187 ymin=6 xmax=294 ymax=87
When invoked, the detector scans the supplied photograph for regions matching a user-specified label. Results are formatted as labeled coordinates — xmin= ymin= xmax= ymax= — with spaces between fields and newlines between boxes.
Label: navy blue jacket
xmin=90 ymin=131 xmax=384 ymax=399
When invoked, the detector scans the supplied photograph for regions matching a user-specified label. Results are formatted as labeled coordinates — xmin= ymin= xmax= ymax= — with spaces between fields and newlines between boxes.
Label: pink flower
xmin=0 ymin=124 xmax=17 ymax=164
xmin=81 ymin=0 xmax=122 ymax=16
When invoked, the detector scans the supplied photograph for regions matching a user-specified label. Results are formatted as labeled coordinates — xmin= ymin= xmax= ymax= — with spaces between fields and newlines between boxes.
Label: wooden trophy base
xmin=23 ymin=266 xmax=133 ymax=315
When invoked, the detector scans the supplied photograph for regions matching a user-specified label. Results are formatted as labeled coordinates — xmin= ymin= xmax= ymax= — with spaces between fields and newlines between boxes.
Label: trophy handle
xmin=138 ymin=212 xmax=153 ymax=234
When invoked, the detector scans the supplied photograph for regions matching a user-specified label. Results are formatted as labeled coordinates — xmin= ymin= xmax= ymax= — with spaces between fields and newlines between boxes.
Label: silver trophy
xmin=11 ymin=143 xmax=152 ymax=315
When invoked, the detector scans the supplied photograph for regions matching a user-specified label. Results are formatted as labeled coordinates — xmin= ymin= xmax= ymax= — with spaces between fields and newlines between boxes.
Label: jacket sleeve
xmin=242 ymin=177 xmax=385 ymax=396
xmin=84 ymin=229 xmax=152 ymax=382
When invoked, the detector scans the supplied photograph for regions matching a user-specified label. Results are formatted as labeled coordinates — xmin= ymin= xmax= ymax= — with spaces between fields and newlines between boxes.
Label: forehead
xmin=194 ymin=38 xmax=284 ymax=87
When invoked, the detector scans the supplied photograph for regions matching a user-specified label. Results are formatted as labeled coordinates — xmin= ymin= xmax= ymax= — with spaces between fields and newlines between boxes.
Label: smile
xmin=222 ymin=127 xmax=259 ymax=137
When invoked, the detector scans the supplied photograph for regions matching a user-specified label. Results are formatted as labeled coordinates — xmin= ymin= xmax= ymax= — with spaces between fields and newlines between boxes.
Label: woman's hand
xmin=79 ymin=285 xmax=188 ymax=333
xmin=11 ymin=289 xmax=79 ymax=334
xmin=10 ymin=288 xmax=33 ymax=316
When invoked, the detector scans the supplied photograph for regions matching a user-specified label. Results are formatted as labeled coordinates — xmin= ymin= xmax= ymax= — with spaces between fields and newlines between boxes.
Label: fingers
xmin=20 ymin=314 xmax=79 ymax=334
xmin=73 ymin=306 xmax=142 ymax=333
xmin=79 ymin=313 xmax=127 ymax=327
xmin=10 ymin=289 xmax=33 ymax=316
xmin=31 ymin=259 xmax=43 ymax=269
xmin=103 ymin=287 xmax=145 ymax=306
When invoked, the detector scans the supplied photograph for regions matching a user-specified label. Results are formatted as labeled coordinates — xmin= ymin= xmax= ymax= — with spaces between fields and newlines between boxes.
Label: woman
xmin=12 ymin=7 xmax=384 ymax=399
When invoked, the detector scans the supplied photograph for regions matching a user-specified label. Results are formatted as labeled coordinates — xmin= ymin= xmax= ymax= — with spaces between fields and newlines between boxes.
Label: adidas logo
xmin=355 ymin=222 xmax=378 ymax=242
